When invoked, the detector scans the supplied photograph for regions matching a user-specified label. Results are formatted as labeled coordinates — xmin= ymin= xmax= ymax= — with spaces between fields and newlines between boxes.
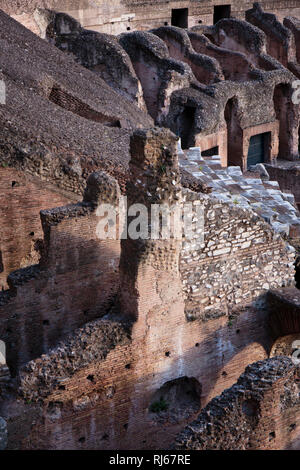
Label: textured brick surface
xmin=0 ymin=167 xmax=76 ymax=290
xmin=175 ymin=357 xmax=300 ymax=450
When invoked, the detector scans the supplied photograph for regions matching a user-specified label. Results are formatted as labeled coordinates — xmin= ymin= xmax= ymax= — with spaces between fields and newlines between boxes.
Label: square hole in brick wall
xmin=171 ymin=8 xmax=188 ymax=29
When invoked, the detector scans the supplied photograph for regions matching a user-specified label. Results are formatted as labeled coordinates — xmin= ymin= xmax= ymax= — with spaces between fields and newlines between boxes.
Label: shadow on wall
xmin=273 ymin=81 xmax=300 ymax=161
xmin=0 ymin=228 xmax=120 ymax=377
xmin=296 ymin=260 xmax=300 ymax=289
xmin=225 ymin=96 xmax=243 ymax=167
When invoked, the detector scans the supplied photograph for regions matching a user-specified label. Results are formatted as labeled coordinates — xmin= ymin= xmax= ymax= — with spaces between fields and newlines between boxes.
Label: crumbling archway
xmin=224 ymin=97 xmax=243 ymax=168
xmin=149 ymin=376 xmax=202 ymax=424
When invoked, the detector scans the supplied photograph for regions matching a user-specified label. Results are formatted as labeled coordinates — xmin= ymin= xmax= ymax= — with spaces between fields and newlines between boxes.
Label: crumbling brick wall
xmin=284 ymin=16 xmax=300 ymax=63
xmin=246 ymin=3 xmax=298 ymax=72
xmin=0 ymin=167 xmax=76 ymax=290
xmin=0 ymin=128 xmax=285 ymax=451
xmin=42 ymin=11 xmax=146 ymax=108
xmin=0 ymin=172 xmax=121 ymax=374
xmin=152 ymin=26 xmax=224 ymax=85
xmin=175 ymin=357 xmax=300 ymax=450
xmin=119 ymin=31 xmax=194 ymax=122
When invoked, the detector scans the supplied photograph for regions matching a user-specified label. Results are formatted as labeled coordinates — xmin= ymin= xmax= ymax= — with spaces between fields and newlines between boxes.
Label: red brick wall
xmin=175 ymin=357 xmax=300 ymax=450
xmin=0 ymin=167 xmax=76 ymax=290
xmin=3 ymin=128 xmax=274 ymax=450
xmin=0 ymin=179 xmax=121 ymax=373
xmin=7 ymin=294 xmax=271 ymax=450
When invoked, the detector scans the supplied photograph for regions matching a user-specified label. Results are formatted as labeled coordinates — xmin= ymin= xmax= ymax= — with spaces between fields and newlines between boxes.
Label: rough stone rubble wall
xmin=43 ymin=11 xmax=146 ymax=108
xmin=246 ymin=3 xmax=298 ymax=73
xmin=284 ymin=16 xmax=300 ymax=63
xmin=181 ymin=190 xmax=295 ymax=321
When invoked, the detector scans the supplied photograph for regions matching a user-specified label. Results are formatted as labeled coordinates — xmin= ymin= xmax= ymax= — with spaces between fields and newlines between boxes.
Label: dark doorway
xmin=177 ymin=106 xmax=196 ymax=149
xmin=247 ymin=132 xmax=270 ymax=168
xmin=202 ymin=146 xmax=219 ymax=157
xmin=224 ymin=97 xmax=243 ymax=167
xmin=171 ymin=8 xmax=189 ymax=29
xmin=213 ymin=5 xmax=231 ymax=24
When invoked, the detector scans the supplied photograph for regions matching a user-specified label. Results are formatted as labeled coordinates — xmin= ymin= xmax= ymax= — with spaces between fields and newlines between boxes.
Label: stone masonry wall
xmin=180 ymin=190 xmax=296 ymax=321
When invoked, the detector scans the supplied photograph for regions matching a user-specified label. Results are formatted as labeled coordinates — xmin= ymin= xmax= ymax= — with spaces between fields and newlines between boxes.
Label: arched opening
xmin=224 ymin=97 xmax=243 ymax=168
xmin=148 ymin=376 xmax=201 ymax=424
xmin=176 ymin=106 xmax=196 ymax=149
xmin=273 ymin=83 xmax=298 ymax=160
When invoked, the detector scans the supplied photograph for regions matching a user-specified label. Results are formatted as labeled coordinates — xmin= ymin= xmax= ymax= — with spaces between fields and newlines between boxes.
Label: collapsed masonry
xmin=175 ymin=357 xmax=300 ymax=450
xmin=0 ymin=128 xmax=299 ymax=450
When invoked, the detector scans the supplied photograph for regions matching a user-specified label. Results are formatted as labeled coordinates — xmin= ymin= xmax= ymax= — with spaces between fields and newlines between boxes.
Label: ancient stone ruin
xmin=0 ymin=0 xmax=300 ymax=451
